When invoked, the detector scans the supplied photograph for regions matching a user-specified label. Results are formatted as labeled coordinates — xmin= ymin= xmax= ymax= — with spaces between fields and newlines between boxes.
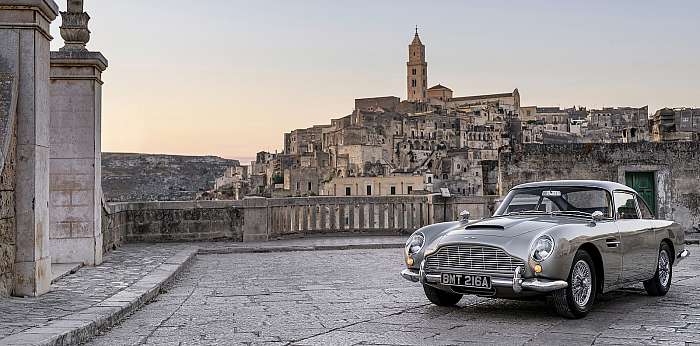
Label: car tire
xmin=551 ymin=250 xmax=597 ymax=319
xmin=643 ymin=243 xmax=673 ymax=296
xmin=423 ymin=284 xmax=462 ymax=306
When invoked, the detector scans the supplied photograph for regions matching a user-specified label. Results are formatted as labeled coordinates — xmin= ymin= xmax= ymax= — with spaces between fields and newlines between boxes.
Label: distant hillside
xmin=102 ymin=153 xmax=239 ymax=202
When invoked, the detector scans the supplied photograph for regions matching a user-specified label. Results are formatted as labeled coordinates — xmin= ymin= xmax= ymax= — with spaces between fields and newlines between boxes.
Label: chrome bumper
xmin=677 ymin=249 xmax=690 ymax=263
xmin=401 ymin=268 xmax=420 ymax=282
xmin=400 ymin=265 xmax=568 ymax=293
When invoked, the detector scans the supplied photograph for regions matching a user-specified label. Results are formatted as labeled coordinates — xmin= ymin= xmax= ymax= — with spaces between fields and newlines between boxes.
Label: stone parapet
xmin=102 ymin=195 xmax=496 ymax=249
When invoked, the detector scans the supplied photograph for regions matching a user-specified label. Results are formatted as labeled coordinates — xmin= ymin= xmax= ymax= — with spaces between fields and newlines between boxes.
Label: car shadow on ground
xmin=429 ymin=286 xmax=659 ymax=320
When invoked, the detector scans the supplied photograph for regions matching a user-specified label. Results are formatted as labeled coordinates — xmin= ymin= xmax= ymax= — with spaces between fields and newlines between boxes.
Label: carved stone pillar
xmin=0 ymin=0 xmax=59 ymax=297
xmin=49 ymin=0 xmax=108 ymax=265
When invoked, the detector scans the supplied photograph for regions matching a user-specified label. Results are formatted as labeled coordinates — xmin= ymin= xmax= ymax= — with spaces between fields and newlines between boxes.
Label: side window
xmin=614 ymin=192 xmax=640 ymax=220
xmin=636 ymin=195 xmax=654 ymax=219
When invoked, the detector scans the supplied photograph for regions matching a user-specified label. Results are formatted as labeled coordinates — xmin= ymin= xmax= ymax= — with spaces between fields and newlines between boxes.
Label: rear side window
xmin=636 ymin=195 xmax=655 ymax=219
xmin=614 ymin=192 xmax=639 ymax=219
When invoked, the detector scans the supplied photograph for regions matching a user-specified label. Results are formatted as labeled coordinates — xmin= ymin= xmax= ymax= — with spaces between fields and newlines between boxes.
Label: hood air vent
xmin=464 ymin=225 xmax=505 ymax=231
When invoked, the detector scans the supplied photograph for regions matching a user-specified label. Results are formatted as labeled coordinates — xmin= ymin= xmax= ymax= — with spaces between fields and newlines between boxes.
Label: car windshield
xmin=494 ymin=186 xmax=613 ymax=218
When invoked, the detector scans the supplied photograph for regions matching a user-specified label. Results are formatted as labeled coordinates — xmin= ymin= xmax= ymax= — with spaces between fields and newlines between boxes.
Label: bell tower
xmin=407 ymin=27 xmax=427 ymax=102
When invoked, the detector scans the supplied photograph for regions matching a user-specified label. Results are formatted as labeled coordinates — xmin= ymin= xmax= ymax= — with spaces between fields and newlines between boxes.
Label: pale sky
xmin=50 ymin=0 xmax=700 ymax=163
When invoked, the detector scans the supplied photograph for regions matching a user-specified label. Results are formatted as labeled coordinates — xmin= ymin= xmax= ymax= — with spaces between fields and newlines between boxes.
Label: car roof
xmin=512 ymin=180 xmax=636 ymax=193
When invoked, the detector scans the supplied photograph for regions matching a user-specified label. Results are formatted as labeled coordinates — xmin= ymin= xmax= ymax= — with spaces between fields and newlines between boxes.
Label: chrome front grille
xmin=424 ymin=244 xmax=524 ymax=275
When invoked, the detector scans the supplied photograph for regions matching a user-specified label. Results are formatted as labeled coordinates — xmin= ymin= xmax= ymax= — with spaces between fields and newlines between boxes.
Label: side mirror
xmin=591 ymin=211 xmax=604 ymax=221
xmin=459 ymin=210 xmax=470 ymax=223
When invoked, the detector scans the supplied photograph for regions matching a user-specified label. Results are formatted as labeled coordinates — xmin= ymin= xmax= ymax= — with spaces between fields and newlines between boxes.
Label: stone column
xmin=241 ymin=198 xmax=269 ymax=241
xmin=49 ymin=0 xmax=108 ymax=265
xmin=0 ymin=0 xmax=59 ymax=296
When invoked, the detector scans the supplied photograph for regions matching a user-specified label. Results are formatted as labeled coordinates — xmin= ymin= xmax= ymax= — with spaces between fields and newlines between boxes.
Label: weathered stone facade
xmin=0 ymin=125 xmax=16 ymax=297
xmin=499 ymin=142 xmax=700 ymax=234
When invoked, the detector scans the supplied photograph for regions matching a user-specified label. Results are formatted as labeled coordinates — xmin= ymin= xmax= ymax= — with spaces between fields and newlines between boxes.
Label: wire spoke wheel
xmin=644 ymin=243 xmax=673 ymax=297
xmin=571 ymin=260 xmax=592 ymax=308
xmin=658 ymin=249 xmax=670 ymax=287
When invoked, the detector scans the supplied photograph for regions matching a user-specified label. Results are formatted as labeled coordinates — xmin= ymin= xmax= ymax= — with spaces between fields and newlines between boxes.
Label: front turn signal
xmin=406 ymin=257 xmax=414 ymax=266
xmin=534 ymin=264 xmax=542 ymax=273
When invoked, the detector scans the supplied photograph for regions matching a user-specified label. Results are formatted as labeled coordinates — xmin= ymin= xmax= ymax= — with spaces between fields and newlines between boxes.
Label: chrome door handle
xmin=606 ymin=238 xmax=620 ymax=248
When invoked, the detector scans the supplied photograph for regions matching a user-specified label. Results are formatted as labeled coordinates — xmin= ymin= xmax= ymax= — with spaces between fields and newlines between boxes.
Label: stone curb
xmin=197 ymin=242 xmax=406 ymax=255
xmin=0 ymin=246 xmax=198 ymax=346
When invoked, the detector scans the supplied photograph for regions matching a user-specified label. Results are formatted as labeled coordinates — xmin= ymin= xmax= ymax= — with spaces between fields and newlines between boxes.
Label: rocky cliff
xmin=102 ymin=153 xmax=239 ymax=202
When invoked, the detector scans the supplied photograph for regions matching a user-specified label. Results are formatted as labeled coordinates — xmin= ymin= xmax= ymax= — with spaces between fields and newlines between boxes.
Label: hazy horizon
xmin=50 ymin=0 xmax=699 ymax=160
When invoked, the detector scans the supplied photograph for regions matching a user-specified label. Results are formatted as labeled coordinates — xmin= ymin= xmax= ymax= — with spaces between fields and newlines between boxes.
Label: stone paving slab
xmin=0 ymin=244 xmax=197 ymax=346
xmin=87 ymin=244 xmax=700 ymax=346
xmin=0 ymin=236 xmax=408 ymax=346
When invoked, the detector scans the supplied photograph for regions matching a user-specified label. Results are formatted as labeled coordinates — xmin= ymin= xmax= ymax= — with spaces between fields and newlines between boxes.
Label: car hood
xmin=422 ymin=215 xmax=563 ymax=260
xmin=449 ymin=215 xmax=559 ymax=238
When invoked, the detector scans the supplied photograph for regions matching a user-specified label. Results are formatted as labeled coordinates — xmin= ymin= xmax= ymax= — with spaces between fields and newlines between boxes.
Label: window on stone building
xmin=412 ymin=68 xmax=416 ymax=75
xmin=308 ymin=182 xmax=312 ymax=191
xmin=296 ymin=182 xmax=300 ymax=191
xmin=411 ymin=79 xmax=416 ymax=87
xmin=407 ymin=186 xmax=413 ymax=194
xmin=390 ymin=186 xmax=396 ymax=195
xmin=427 ymin=176 xmax=432 ymax=184
xmin=345 ymin=187 xmax=351 ymax=196
xmin=366 ymin=185 xmax=372 ymax=196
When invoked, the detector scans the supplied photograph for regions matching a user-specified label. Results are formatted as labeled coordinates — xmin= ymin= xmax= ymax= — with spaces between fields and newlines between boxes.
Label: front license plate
xmin=441 ymin=273 xmax=492 ymax=289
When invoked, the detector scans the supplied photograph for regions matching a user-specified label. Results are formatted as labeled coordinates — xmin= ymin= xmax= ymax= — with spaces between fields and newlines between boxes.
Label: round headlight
xmin=532 ymin=235 xmax=554 ymax=262
xmin=406 ymin=233 xmax=425 ymax=255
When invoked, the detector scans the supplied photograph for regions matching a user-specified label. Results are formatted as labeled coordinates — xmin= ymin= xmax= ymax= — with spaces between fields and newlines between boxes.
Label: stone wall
xmin=500 ymin=142 xmax=700 ymax=235
xmin=103 ymin=201 xmax=244 ymax=249
xmin=0 ymin=73 xmax=17 ymax=297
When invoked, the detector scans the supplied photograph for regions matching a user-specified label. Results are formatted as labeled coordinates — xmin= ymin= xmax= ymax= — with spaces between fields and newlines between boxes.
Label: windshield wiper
xmin=550 ymin=210 xmax=594 ymax=218
xmin=505 ymin=210 xmax=547 ymax=216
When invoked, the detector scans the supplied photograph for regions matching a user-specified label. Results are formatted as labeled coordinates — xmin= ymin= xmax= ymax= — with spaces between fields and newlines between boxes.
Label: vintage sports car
xmin=401 ymin=180 xmax=690 ymax=318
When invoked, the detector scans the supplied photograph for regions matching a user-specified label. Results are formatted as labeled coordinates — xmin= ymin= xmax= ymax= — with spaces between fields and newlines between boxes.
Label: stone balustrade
xmin=101 ymin=195 xmax=496 ymax=251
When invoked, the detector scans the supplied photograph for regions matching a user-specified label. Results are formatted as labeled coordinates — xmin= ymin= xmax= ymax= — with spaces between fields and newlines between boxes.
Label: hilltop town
xmin=203 ymin=30 xmax=699 ymax=201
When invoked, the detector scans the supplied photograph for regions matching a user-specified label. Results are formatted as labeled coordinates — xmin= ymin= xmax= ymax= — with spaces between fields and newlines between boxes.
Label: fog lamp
xmin=534 ymin=264 xmax=542 ymax=273
xmin=406 ymin=257 xmax=414 ymax=266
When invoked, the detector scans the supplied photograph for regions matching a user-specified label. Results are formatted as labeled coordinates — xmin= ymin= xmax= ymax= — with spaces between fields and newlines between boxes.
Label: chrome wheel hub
xmin=658 ymin=249 xmax=670 ymax=287
xmin=572 ymin=260 xmax=592 ymax=308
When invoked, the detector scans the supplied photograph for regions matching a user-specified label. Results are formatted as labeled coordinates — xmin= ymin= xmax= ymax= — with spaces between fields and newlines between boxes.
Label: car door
xmin=635 ymin=194 xmax=662 ymax=280
xmin=614 ymin=191 xmax=656 ymax=283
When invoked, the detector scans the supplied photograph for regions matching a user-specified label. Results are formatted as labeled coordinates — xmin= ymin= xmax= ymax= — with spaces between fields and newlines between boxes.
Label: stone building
xmin=284 ymin=167 xmax=321 ymax=196
xmin=652 ymin=108 xmax=700 ymax=142
xmin=284 ymin=125 xmax=329 ymax=155
xmin=587 ymin=106 xmax=650 ymax=143
xmin=323 ymin=175 xmax=426 ymax=196
xmin=354 ymin=96 xmax=400 ymax=112
xmin=499 ymin=142 xmax=700 ymax=234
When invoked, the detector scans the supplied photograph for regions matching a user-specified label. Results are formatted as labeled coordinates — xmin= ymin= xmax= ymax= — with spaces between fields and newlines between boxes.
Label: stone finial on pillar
xmin=59 ymin=0 xmax=90 ymax=52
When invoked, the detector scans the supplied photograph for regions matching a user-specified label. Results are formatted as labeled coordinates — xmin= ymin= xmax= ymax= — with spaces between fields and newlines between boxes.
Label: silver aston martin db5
xmin=401 ymin=180 xmax=690 ymax=318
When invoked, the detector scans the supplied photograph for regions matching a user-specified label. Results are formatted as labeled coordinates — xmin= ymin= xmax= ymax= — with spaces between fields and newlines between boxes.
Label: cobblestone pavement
xmin=0 ymin=243 xmax=190 ymax=340
xmin=88 ymin=245 xmax=700 ymax=345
